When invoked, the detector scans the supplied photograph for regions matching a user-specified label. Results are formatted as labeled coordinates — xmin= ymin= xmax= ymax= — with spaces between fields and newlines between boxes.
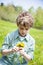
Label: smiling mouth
xmin=21 ymin=33 xmax=26 ymax=36
xmin=19 ymin=31 xmax=26 ymax=36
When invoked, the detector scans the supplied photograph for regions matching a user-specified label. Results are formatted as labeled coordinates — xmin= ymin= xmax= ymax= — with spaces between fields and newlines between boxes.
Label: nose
xmin=22 ymin=30 xmax=26 ymax=33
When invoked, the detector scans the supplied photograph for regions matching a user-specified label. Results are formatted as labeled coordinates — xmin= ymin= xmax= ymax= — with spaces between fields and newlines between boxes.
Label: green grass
xmin=0 ymin=20 xmax=17 ymax=47
xmin=0 ymin=20 xmax=43 ymax=65
xmin=29 ymin=28 xmax=43 ymax=65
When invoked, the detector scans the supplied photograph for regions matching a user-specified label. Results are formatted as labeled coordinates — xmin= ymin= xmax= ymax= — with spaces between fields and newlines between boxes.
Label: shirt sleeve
xmin=27 ymin=39 xmax=35 ymax=60
xmin=0 ymin=33 xmax=11 ymax=53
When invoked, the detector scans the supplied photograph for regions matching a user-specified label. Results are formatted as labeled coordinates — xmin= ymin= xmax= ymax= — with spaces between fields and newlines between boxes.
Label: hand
xmin=19 ymin=47 xmax=23 ymax=50
xmin=12 ymin=46 xmax=19 ymax=52
xmin=19 ymin=49 xmax=25 ymax=56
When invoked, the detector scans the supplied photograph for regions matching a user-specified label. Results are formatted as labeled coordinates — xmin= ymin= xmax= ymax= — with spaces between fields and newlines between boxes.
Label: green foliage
xmin=0 ymin=4 xmax=43 ymax=29
xmin=0 ymin=20 xmax=43 ymax=65
xmin=28 ymin=7 xmax=35 ymax=16
xmin=0 ymin=4 xmax=23 ymax=22
xmin=0 ymin=2 xmax=4 ymax=6
xmin=28 ymin=7 xmax=43 ymax=29
xmin=33 ymin=7 xmax=43 ymax=29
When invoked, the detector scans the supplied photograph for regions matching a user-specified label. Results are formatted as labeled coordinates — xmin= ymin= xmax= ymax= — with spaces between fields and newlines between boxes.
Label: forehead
xmin=19 ymin=21 xmax=30 ymax=28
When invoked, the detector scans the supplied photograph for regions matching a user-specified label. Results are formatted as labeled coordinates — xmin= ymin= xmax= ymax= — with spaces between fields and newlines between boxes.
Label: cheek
xmin=20 ymin=30 xmax=23 ymax=33
xmin=19 ymin=29 xmax=22 ymax=33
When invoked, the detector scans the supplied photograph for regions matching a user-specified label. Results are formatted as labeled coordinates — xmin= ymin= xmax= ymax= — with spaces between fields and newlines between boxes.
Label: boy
xmin=0 ymin=11 xmax=35 ymax=65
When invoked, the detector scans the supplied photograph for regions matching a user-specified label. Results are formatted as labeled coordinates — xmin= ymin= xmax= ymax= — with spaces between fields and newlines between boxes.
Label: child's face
xmin=18 ymin=25 xmax=29 ymax=37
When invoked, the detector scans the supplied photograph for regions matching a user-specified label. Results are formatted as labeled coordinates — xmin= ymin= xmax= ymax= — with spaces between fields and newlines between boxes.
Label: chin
xmin=21 ymin=34 xmax=26 ymax=37
xmin=19 ymin=32 xmax=26 ymax=37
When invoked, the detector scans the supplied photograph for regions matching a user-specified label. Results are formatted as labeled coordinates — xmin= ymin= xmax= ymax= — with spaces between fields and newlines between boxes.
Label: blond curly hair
xmin=16 ymin=11 xmax=34 ymax=28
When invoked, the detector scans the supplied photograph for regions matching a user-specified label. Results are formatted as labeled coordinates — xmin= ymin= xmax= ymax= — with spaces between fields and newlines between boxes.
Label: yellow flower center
xmin=16 ymin=42 xmax=25 ymax=48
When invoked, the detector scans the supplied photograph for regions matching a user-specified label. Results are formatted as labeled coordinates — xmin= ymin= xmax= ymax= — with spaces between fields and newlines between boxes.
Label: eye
xmin=20 ymin=27 xmax=24 ymax=30
xmin=25 ymin=28 xmax=28 ymax=30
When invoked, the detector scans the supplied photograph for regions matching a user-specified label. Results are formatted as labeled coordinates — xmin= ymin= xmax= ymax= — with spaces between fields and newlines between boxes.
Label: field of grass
xmin=0 ymin=20 xmax=43 ymax=65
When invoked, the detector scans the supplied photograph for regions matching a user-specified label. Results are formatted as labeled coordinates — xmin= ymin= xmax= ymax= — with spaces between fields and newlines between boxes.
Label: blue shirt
xmin=0 ymin=29 xmax=35 ymax=65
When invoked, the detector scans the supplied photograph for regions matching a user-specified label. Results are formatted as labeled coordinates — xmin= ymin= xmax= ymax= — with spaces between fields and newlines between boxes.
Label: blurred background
xmin=0 ymin=0 xmax=43 ymax=29
xmin=0 ymin=0 xmax=43 ymax=65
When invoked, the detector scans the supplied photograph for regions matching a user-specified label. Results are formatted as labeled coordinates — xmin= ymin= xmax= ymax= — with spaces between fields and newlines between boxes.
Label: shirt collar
xmin=15 ymin=29 xmax=30 ymax=42
xmin=25 ymin=33 xmax=30 ymax=42
xmin=14 ymin=29 xmax=19 ymax=39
